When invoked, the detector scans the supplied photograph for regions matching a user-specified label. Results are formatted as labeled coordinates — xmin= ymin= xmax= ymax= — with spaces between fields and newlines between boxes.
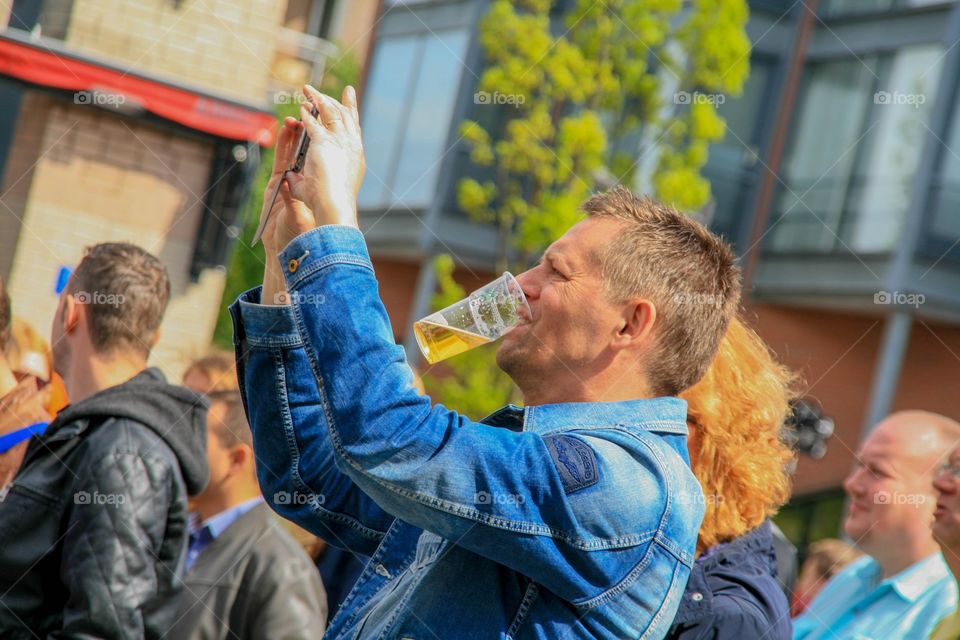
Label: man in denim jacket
xmin=230 ymin=85 xmax=742 ymax=639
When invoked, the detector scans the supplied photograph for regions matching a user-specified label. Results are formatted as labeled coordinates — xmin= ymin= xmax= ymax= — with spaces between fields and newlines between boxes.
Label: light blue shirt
xmin=793 ymin=552 xmax=958 ymax=640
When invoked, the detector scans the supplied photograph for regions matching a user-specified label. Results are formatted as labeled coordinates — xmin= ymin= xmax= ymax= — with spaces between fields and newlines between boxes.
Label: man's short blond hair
xmin=583 ymin=186 xmax=741 ymax=395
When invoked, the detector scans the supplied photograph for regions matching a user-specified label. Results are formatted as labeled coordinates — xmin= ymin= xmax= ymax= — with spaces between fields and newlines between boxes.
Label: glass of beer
xmin=414 ymin=272 xmax=530 ymax=364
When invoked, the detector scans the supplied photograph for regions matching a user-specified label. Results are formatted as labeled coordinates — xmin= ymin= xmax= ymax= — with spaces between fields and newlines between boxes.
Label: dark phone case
xmin=292 ymin=106 xmax=320 ymax=173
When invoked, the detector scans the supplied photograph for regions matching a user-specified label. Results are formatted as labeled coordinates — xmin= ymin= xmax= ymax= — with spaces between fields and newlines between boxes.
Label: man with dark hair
xmin=168 ymin=388 xmax=327 ymax=638
xmin=0 ymin=243 xmax=208 ymax=638
xmin=231 ymin=86 xmax=742 ymax=638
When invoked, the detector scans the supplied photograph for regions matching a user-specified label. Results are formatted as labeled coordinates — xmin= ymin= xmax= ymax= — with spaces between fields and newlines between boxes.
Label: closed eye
xmin=541 ymin=255 xmax=568 ymax=279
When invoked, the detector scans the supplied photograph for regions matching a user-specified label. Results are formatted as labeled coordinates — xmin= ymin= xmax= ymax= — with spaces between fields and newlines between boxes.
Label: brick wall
xmin=1 ymin=90 xmax=224 ymax=380
xmin=750 ymin=302 xmax=960 ymax=497
xmin=63 ymin=0 xmax=287 ymax=103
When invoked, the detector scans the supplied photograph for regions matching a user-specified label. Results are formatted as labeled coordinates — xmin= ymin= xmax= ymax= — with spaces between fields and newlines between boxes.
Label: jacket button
xmin=288 ymin=258 xmax=299 ymax=273
xmin=691 ymin=592 xmax=703 ymax=602
xmin=374 ymin=563 xmax=391 ymax=578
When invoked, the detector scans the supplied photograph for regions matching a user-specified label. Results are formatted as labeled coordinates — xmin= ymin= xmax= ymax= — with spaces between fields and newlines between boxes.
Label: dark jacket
xmin=316 ymin=544 xmax=366 ymax=621
xmin=0 ymin=367 xmax=208 ymax=639
xmin=169 ymin=502 xmax=328 ymax=639
xmin=667 ymin=521 xmax=792 ymax=640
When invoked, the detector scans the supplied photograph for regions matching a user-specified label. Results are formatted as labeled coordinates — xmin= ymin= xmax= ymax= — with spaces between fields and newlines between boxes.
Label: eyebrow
xmin=543 ymin=249 xmax=573 ymax=270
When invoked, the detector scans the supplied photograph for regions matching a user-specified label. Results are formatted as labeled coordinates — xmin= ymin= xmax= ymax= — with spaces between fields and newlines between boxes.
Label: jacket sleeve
xmin=231 ymin=287 xmax=395 ymax=557
xmin=55 ymin=448 xmax=174 ymax=639
xmin=257 ymin=225 xmax=691 ymax=604
xmin=668 ymin=602 xmax=790 ymax=640
xmin=248 ymin=532 xmax=329 ymax=639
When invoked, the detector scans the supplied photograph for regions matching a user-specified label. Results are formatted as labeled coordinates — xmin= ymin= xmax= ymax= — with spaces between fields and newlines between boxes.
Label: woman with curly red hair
xmin=667 ymin=315 xmax=797 ymax=639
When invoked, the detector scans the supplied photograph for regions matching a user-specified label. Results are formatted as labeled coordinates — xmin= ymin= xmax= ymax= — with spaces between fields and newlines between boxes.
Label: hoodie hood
xmin=53 ymin=367 xmax=209 ymax=494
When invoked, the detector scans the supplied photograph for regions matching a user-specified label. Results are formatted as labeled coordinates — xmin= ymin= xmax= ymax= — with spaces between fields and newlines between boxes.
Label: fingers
xmin=273 ymin=118 xmax=302 ymax=174
xmin=299 ymin=103 xmax=329 ymax=143
xmin=303 ymin=85 xmax=343 ymax=130
xmin=302 ymin=85 xmax=361 ymax=136
xmin=279 ymin=177 xmax=296 ymax=207
xmin=342 ymin=85 xmax=361 ymax=131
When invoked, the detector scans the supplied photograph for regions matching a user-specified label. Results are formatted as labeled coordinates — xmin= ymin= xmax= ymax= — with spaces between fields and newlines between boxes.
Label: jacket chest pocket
xmin=413 ymin=531 xmax=446 ymax=570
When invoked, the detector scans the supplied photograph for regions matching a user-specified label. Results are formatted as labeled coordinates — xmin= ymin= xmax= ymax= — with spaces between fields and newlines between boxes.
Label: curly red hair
xmin=680 ymin=316 xmax=797 ymax=550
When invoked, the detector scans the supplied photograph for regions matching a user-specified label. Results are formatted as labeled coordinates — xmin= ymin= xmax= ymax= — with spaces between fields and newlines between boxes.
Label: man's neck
xmin=66 ymin=353 xmax=146 ymax=405
xmin=0 ymin=355 xmax=18 ymax=399
xmin=873 ymin=539 xmax=940 ymax=581
xmin=524 ymin=353 xmax=658 ymax=406
xmin=196 ymin=484 xmax=261 ymax=522
xmin=522 ymin=375 xmax=654 ymax=406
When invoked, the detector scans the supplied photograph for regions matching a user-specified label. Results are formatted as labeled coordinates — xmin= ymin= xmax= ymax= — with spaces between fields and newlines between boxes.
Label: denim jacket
xmin=229 ymin=226 xmax=705 ymax=639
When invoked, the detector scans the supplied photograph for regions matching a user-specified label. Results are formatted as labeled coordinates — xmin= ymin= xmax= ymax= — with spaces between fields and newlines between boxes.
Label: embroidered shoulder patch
xmin=543 ymin=434 xmax=600 ymax=494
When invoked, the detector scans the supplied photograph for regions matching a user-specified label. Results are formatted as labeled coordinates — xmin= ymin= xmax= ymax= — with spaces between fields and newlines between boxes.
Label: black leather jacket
xmin=0 ymin=368 xmax=208 ymax=639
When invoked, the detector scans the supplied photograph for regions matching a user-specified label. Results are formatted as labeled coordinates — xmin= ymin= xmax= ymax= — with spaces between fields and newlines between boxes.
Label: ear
xmin=149 ymin=326 xmax=163 ymax=349
xmin=62 ymin=294 xmax=81 ymax=335
xmin=611 ymin=298 xmax=657 ymax=352
xmin=229 ymin=444 xmax=253 ymax=472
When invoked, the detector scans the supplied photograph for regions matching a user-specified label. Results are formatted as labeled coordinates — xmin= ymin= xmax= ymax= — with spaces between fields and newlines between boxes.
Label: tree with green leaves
xmin=424 ymin=0 xmax=750 ymax=417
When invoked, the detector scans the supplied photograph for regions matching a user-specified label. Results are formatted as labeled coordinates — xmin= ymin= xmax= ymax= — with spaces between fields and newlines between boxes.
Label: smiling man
xmin=793 ymin=411 xmax=960 ymax=640
xmin=230 ymin=85 xmax=741 ymax=639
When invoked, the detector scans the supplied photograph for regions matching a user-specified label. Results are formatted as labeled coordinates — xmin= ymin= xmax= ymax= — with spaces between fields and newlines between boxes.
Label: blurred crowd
xmin=0 ymin=241 xmax=957 ymax=639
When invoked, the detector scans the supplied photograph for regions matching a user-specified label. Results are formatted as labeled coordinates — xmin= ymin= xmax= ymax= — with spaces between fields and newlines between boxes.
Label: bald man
xmin=793 ymin=411 xmax=960 ymax=639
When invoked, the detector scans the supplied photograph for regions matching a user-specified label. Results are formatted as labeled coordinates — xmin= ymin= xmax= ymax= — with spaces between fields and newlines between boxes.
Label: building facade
xmin=0 ymin=0 xmax=362 ymax=378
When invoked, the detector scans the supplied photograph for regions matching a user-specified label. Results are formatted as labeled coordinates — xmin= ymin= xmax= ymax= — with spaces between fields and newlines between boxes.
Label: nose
xmin=933 ymin=467 xmax=956 ymax=494
xmin=843 ymin=468 xmax=864 ymax=500
xmin=514 ymin=267 xmax=540 ymax=302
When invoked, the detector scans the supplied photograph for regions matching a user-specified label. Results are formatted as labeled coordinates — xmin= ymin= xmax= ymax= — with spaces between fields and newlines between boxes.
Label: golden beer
xmin=413 ymin=320 xmax=492 ymax=364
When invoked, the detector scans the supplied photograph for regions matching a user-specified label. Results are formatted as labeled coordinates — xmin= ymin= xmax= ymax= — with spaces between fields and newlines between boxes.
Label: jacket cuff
xmin=229 ymin=287 xmax=303 ymax=348
xmin=278 ymin=225 xmax=373 ymax=290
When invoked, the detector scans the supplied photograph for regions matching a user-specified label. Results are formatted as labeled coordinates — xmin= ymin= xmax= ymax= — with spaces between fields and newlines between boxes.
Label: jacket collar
xmin=855 ymin=552 xmax=950 ymax=603
xmin=482 ymin=398 xmax=688 ymax=436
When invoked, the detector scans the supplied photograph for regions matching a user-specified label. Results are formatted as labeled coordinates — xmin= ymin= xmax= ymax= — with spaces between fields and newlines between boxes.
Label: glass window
xmin=393 ymin=30 xmax=470 ymax=207
xmin=846 ymin=44 xmax=941 ymax=252
xmin=358 ymin=37 xmax=420 ymax=209
xmin=822 ymin=0 xmax=949 ymax=17
xmin=774 ymin=490 xmax=846 ymax=563
xmin=768 ymin=43 xmax=942 ymax=254
xmin=702 ymin=58 xmax=776 ymax=248
xmin=358 ymin=29 xmax=469 ymax=210
xmin=769 ymin=59 xmax=875 ymax=252
xmin=928 ymin=86 xmax=960 ymax=244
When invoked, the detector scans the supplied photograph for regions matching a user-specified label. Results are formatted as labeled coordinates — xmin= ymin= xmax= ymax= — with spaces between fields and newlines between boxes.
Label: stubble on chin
xmin=496 ymin=339 xmax=529 ymax=384
xmin=933 ymin=515 xmax=960 ymax=549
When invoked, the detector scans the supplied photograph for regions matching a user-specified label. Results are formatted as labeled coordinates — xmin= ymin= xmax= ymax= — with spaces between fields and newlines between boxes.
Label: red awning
xmin=0 ymin=33 xmax=276 ymax=146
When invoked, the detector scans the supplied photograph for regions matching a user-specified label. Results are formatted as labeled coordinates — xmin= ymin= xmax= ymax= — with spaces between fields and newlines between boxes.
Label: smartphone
xmin=250 ymin=105 xmax=321 ymax=247
xmin=291 ymin=106 xmax=319 ymax=173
